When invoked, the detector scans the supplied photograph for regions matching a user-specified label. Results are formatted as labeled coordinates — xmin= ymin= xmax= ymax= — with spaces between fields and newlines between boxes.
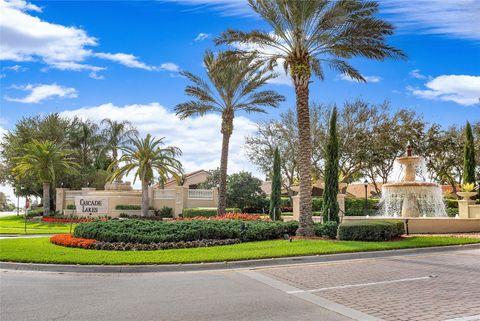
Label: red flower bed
xmin=50 ymin=234 xmax=96 ymax=249
xmin=178 ymin=212 xmax=269 ymax=221
xmin=42 ymin=217 xmax=108 ymax=223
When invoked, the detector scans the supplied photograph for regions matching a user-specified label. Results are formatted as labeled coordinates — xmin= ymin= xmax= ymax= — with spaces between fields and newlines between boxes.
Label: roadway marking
xmin=442 ymin=315 xmax=480 ymax=321
xmin=286 ymin=275 xmax=436 ymax=294
xmin=239 ymin=270 xmax=383 ymax=321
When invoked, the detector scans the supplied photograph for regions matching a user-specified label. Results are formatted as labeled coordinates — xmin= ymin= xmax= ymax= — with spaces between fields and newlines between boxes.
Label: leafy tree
xmin=226 ymin=171 xmax=266 ymax=211
xmin=108 ymin=134 xmax=183 ymax=216
xmin=269 ymin=148 xmax=282 ymax=220
xmin=0 ymin=192 xmax=15 ymax=211
xmin=197 ymin=168 xmax=221 ymax=190
xmin=12 ymin=140 xmax=78 ymax=216
xmin=217 ymin=0 xmax=405 ymax=235
xmin=175 ymin=50 xmax=284 ymax=215
xmin=423 ymin=125 xmax=463 ymax=194
xmin=322 ymin=107 xmax=340 ymax=222
xmin=101 ymin=118 xmax=138 ymax=179
xmin=364 ymin=109 xmax=426 ymax=193
xmin=463 ymin=121 xmax=476 ymax=186
xmin=245 ymin=106 xmax=322 ymax=197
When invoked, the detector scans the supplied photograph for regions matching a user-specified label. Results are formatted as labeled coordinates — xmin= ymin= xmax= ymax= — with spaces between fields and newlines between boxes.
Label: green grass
xmin=0 ymin=236 xmax=478 ymax=265
xmin=0 ymin=215 xmax=74 ymax=234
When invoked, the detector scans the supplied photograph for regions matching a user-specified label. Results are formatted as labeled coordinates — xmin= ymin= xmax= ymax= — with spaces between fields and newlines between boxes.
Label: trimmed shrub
xmin=337 ymin=220 xmax=405 ymax=241
xmin=314 ymin=222 xmax=338 ymax=239
xmin=66 ymin=204 xmax=76 ymax=210
xmin=445 ymin=199 xmax=458 ymax=209
xmin=183 ymin=207 xmax=242 ymax=218
xmin=115 ymin=204 xmax=141 ymax=210
xmin=312 ymin=198 xmax=323 ymax=211
xmin=158 ymin=206 xmax=173 ymax=218
xmin=74 ymin=219 xmax=300 ymax=244
xmin=344 ymin=198 xmax=380 ymax=216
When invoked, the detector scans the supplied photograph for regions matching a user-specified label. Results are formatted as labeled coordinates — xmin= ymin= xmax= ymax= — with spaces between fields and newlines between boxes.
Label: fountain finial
xmin=406 ymin=141 xmax=413 ymax=157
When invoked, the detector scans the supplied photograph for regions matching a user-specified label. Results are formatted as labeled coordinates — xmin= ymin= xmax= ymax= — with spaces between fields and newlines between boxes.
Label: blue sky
xmin=0 ymin=0 xmax=479 ymax=188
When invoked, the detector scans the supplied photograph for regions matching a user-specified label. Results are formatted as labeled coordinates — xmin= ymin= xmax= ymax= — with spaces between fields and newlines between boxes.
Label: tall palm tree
xmin=175 ymin=50 xmax=285 ymax=215
xmin=101 ymin=119 xmax=138 ymax=180
xmin=216 ymin=0 xmax=405 ymax=235
xmin=108 ymin=134 xmax=183 ymax=216
xmin=13 ymin=140 xmax=78 ymax=216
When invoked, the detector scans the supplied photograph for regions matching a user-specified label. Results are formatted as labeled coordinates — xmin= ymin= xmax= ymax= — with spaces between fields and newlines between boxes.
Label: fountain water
xmin=380 ymin=143 xmax=447 ymax=217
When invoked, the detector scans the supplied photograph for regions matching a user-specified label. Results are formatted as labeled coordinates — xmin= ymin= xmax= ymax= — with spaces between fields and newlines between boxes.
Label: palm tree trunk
xmin=43 ymin=182 xmax=50 ymax=217
xmin=113 ymin=148 xmax=122 ymax=182
xmin=293 ymin=74 xmax=314 ymax=236
xmin=218 ymin=117 xmax=233 ymax=215
xmin=141 ymin=180 xmax=149 ymax=216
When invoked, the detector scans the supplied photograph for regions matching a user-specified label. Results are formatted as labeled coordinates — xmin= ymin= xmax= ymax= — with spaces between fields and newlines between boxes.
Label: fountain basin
xmin=381 ymin=183 xmax=447 ymax=218
xmin=343 ymin=216 xmax=480 ymax=234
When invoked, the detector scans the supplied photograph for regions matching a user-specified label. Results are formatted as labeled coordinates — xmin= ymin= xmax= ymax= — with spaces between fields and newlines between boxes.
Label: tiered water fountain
xmin=380 ymin=143 xmax=447 ymax=218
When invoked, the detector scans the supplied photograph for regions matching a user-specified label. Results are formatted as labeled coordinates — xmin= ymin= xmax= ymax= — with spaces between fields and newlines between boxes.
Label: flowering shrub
xmin=178 ymin=212 xmax=269 ymax=221
xmin=50 ymin=234 xmax=96 ymax=249
xmin=42 ymin=217 xmax=108 ymax=223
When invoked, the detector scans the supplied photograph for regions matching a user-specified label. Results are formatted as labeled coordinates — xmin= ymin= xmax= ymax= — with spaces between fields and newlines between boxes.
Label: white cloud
xmin=0 ymin=0 xmax=97 ymax=66
xmin=4 ymin=83 xmax=78 ymax=103
xmin=340 ymin=74 xmax=382 ymax=83
xmin=0 ymin=0 xmax=175 ymax=77
xmin=168 ymin=0 xmax=250 ymax=17
xmin=60 ymin=102 xmax=258 ymax=175
xmin=2 ymin=64 xmax=27 ymax=72
xmin=383 ymin=0 xmax=480 ymax=41
xmin=158 ymin=62 xmax=180 ymax=72
xmin=407 ymin=75 xmax=480 ymax=106
xmin=409 ymin=69 xmax=427 ymax=79
xmin=194 ymin=33 xmax=211 ymax=41
xmin=94 ymin=52 xmax=155 ymax=71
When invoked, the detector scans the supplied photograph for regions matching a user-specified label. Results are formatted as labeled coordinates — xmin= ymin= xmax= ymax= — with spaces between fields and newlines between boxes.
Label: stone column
xmin=292 ymin=195 xmax=300 ymax=221
xmin=55 ymin=188 xmax=69 ymax=213
xmin=458 ymin=200 xmax=475 ymax=219
xmin=174 ymin=186 xmax=189 ymax=217
xmin=337 ymin=194 xmax=346 ymax=219
xmin=212 ymin=187 xmax=219 ymax=207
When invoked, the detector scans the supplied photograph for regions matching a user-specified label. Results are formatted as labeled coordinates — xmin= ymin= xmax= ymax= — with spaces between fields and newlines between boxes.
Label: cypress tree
xmin=322 ymin=107 xmax=340 ymax=222
xmin=463 ymin=121 xmax=476 ymax=185
xmin=269 ymin=147 xmax=282 ymax=220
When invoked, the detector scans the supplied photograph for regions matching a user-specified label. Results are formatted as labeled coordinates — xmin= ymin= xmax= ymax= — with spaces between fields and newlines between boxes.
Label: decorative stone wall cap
xmin=457 ymin=191 xmax=477 ymax=200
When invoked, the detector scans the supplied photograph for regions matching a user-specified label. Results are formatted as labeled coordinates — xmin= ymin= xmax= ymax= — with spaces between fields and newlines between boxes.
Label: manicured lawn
xmin=0 ymin=215 xmax=74 ymax=234
xmin=0 ymin=236 xmax=478 ymax=265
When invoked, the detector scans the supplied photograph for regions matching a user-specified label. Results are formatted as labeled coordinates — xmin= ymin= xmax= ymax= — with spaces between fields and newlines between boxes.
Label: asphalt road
xmin=0 ymin=269 xmax=350 ymax=321
xmin=1 ymin=248 xmax=479 ymax=321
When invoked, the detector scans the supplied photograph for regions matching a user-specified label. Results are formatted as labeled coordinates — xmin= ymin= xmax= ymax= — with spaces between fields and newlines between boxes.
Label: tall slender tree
xmin=463 ymin=121 xmax=476 ymax=186
xmin=108 ymin=134 xmax=183 ymax=216
xmin=269 ymin=147 xmax=282 ymax=220
xmin=175 ymin=50 xmax=284 ymax=215
xmin=216 ymin=0 xmax=405 ymax=235
xmin=322 ymin=107 xmax=340 ymax=222
xmin=12 ymin=140 xmax=78 ymax=216
xmin=101 ymin=119 xmax=138 ymax=180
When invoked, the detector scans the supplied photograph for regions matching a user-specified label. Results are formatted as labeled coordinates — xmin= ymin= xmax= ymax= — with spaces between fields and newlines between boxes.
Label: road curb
xmin=1 ymin=243 xmax=479 ymax=273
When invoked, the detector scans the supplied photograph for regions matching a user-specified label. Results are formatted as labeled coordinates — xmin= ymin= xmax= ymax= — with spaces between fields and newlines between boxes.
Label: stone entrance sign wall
xmin=75 ymin=196 xmax=109 ymax=215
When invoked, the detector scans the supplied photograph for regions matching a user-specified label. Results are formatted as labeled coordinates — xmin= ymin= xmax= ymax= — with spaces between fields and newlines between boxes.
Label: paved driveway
xmin=1 ymin=248 xmax=479 ymax=321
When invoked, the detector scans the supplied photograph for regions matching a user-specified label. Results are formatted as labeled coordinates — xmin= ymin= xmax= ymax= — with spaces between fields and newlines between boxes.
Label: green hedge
xmin=312 ymin=198 xmax=323 ymax=211
xmin=74 ymin=219 xmax=338 ymax=244
xmin=182 ymin=207 xmax=242 ymax=218
xmin=115 ymin=205 xmax=141 ymax=210
xmin=75 ymin=219 xmax=299 ymax=243
xmin=337 ymin=220 xmax=405 ymax=241
xmin=344 ymin=198 xmax=380 ymax=216
xmin=313 ymin=221 xmax=338 ymax=239
xmin=66 ymin=204 xmax=76 ymax=210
